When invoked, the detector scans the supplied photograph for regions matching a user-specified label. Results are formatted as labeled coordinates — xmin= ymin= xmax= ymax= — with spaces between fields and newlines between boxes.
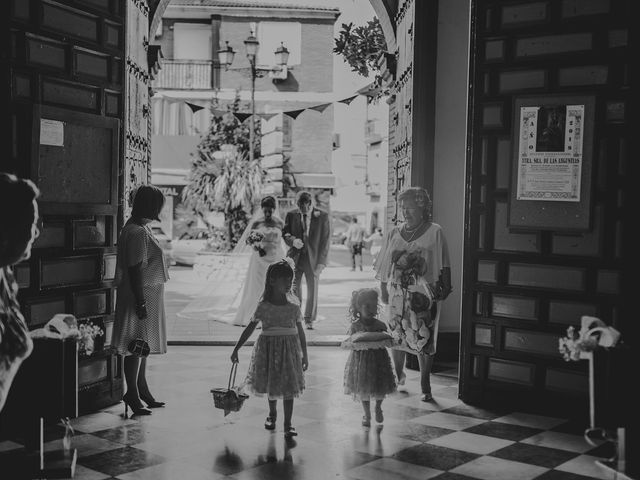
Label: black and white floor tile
xmin=0 ymin=347 xmax=617 ymax=479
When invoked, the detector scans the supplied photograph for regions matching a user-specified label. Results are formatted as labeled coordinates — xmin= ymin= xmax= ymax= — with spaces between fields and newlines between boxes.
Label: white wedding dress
xmin=230 ymin=225 xmax=285 ymax=326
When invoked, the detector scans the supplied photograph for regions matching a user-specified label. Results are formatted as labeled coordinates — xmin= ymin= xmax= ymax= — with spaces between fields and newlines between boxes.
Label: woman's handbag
xmin=127 ymin=339 xmax=150 ymax=357
xmin=211 ymin=362 xmax=249 ymax=416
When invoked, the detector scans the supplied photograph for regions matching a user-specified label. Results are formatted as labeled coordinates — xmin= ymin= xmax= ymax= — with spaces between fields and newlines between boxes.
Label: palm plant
xmin=212 ymin=150 xmax=264 ymax=249
xmin=181 ymin=92 xmax=264 ymax=250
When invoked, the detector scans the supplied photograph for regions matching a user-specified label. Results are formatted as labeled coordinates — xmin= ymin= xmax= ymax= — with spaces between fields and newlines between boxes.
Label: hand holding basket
xmin=211 ymin=362 xmax=249 ymax=416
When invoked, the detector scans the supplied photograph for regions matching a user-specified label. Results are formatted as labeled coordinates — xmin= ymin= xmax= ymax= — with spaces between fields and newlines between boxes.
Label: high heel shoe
xmin=123 ymin=394 xmax=152 ymax=418
xmin=140 ymin=395 xmax=165 ymax=408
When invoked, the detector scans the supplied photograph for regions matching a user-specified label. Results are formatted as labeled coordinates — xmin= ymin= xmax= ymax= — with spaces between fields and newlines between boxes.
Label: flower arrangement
xmin=392 ymin=249 xmax=427 ymax=288
xmin=558 ymin=316 xmax=622 ymax=362
xmin=246 ymin=230 xmax=266 ymax=257
xmin=78 ymin=321 xmax=104 ymax=356
xmin=558 ymin=326 xmax=598 ymax=361
xmin=388 ymin=249 xmax=435 ymax=354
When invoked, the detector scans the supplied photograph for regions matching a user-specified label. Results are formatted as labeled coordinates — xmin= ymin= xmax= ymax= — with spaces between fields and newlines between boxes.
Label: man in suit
xmin=283 ymin=191 xmax=331 ymax=329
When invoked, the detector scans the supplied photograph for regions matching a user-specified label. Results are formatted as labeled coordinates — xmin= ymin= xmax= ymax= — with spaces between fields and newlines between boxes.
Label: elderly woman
xmin=0 ymin=173 xmax=40 ymax=413
xmin=374 ymin=187 xmax=452 ymax=401
xmin=112 ymin=185 xmax=168 ymax=417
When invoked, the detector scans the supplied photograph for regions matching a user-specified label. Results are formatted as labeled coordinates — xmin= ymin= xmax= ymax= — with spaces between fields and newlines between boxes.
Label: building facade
xmin=331 ymin=92 xmax=389 ymax=235
xmin=150 ymin=0 xmax=340 ymax=234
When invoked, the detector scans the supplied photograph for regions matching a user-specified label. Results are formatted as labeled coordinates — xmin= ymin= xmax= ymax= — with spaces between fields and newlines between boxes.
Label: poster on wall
xmin=516 ymin=104 xmax=584 ymax=202
xmin=509 ymin=95 xmax=595 ymax=232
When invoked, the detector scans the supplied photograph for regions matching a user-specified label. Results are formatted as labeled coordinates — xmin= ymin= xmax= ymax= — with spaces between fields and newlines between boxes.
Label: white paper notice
xmin=40 ymin=119 xmax=64 ymax=146
xmin=516 ymin=105 xmax=584 ymax=202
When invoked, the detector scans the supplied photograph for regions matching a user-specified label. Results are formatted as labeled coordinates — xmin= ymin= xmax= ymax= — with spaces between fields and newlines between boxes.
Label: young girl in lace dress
xmin=343 ymin=288 xmax=397 ymax=427
xmin=231 ymin=259 xmax=308 ymax=437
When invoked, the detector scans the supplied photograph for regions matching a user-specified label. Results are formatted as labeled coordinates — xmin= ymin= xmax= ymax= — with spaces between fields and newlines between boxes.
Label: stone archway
xmin=150 ymin=0 xmax=397 ymax=52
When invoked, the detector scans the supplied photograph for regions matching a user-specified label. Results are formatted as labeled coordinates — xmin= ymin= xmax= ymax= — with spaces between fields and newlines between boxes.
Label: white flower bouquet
xmin=558 ymin=316 xmax=621 ymax=361
xmin=78 ymin=321 xmax=104 ymax=356
xmin=246 ymin=230 xmax=266 ymax=256
xmin=388 ymin=249 xmax=436 ymax=354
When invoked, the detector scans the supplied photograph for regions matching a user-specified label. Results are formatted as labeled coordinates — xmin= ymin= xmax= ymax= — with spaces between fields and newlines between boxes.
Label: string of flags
xmin=181 ymin=94 xmax=359 ymax=122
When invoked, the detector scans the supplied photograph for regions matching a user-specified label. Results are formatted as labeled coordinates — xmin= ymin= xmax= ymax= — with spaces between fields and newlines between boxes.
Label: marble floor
xmin=1 ymin=346 xmax=616 ymax=479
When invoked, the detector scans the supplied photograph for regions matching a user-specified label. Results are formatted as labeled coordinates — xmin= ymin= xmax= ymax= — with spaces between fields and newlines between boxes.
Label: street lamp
xmin=216 ymin=33 xmax=290 ymax=164
xmin=217 ymin=41 xmax=235 ymax=69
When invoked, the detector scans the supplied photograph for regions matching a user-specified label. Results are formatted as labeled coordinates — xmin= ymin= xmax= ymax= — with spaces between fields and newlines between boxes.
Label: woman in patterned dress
xmin=112 ymin=185 xmax=169 ymax=416
xmin=0 ymin=173 xmax=40 ymax=413
xmin=374 ymin=187 xmax=452 ymax=402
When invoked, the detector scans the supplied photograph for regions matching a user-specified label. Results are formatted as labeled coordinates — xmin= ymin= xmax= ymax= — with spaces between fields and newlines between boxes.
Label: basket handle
xmin=228 ymin=361 xmax=239 ymax=390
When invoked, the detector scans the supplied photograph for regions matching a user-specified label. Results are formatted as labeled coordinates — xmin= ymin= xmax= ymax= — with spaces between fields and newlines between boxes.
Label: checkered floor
xmin=1 ymin=346 xmax=617 ymax=479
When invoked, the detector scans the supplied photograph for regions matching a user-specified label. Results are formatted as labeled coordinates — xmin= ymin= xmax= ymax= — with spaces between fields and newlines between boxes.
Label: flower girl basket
xmin=211 ymin=362 xmax=249 ymax=416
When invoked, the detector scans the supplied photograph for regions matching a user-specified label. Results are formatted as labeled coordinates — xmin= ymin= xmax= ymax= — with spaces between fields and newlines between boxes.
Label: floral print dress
xmin=374 ymin=223 xmax=451 ymax=355
xmin=343 ymin=318 xmax=397 ymax=401
xmin=244 ymin=301 xmax=305 ymax=400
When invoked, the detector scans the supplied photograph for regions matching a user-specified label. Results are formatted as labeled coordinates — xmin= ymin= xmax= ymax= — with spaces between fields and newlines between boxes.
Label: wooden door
xmin=1 ymin=0 xmax=128 ymax=413
xmin=461 ymin=0 xmax=632 ymax=412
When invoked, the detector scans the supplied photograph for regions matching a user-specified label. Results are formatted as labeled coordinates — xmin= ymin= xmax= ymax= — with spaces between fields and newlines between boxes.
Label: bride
xmin=231 ymin=195 xmax=285 ymax=326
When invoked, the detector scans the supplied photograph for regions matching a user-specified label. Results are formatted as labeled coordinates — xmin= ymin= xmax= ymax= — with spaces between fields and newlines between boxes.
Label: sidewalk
xmin=165 ymin=246 xmax=378 ymax=345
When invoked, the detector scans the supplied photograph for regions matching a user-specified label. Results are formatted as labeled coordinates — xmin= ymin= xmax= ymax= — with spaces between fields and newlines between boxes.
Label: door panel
xmin=1 ymin=0 xmax=127 ymax=413
xmin=461 ymin=0 xmax=631 ymax=412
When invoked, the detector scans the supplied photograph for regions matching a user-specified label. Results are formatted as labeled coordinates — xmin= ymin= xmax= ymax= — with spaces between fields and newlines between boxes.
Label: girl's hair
xmin=130 ymin=184 xmax=165 ymax=221
xmin=261 ymin=195 xmax=276 ymax=209
xmin=348 ymin=288 xmax=379 ymax=322
xmin=261 ymin=259 xmax=294 ymax=303
xmin=398 ymin=186 xmax=433 ymax=222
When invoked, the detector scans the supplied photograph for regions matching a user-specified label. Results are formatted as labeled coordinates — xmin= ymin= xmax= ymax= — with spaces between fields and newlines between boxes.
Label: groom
xmin=283 ymin=191 xmax=331 ymax=329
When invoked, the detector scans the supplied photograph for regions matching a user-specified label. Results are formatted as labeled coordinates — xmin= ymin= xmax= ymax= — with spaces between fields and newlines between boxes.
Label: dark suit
xmin=283 ymin=207 xmax=330 ymax=324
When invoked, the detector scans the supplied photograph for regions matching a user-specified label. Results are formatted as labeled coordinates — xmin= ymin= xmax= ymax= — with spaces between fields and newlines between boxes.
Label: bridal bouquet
xmin=246 ymin=230 xmax=266 ymax=257
xmin=388 ymin=248 xmax=436 ymax=354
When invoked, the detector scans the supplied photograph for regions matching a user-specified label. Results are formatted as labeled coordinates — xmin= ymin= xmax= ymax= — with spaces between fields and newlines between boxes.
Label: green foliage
xmin=333 ymin=17 xmax=386 ymax=78
xmin=182 ymin=91 xmax=264 ymax=251
xmin=173 ymin=203 xmax=203 ymax=240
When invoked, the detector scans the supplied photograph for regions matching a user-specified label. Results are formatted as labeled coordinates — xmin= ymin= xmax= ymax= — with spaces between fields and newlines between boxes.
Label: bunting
xmin=258 ymin=112 xmax=279 ymax=121
xmin=167 ymin=88 xmax=368 ymax=122
xmin=283 ymin=109 xmax=305 ymax=120
xmin=232 ymin=112 xmax=253 ymax=123
xmin=308 ymin=103 xmax=331 ymax=113
xmin=186 ymin=102 xmax=205 ymax=113
xmin=338 ymin=95 xmax=358 ymax=105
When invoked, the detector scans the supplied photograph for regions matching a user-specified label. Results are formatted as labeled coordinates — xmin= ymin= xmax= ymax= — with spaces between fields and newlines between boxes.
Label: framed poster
xmin=508 ymin=95 xmax=595 ymax=232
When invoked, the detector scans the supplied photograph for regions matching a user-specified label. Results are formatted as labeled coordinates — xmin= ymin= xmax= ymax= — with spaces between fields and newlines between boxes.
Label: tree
xmin=181 ymin=92 xmax=264 ymax=250
xmin=333 ymin=17 xmax=386 ymax=78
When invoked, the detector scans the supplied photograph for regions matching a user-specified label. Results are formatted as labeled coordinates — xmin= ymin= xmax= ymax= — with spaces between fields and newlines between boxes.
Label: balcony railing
xmin=152 ymin=59 xmax=215 ymax=90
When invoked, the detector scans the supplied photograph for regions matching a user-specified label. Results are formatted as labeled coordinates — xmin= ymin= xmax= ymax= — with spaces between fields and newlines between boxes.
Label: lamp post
xmin=217 ymin=33 xmax=290 ymax=164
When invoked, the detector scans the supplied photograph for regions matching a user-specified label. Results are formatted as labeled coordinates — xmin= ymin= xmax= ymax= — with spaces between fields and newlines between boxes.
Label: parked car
xmin=172 ymin=230 xmax=208 ymax=266
xmin=150 ymin=224 xmax=174 ymax=266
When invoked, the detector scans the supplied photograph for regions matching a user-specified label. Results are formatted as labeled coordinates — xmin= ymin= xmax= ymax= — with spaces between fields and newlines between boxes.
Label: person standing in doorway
xmin=374 ymin=187 xmax=452 ymax=402
xmin=283 ymin=191 xmax=331 ymax=330
xmin=112 ymin=185 xmax=169 ymax=416
xmin=345 ymin=217 xmax=367 ymax=271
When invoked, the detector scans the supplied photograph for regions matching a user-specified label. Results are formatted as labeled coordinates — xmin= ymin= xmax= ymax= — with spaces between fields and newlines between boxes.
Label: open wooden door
xmin=460 ymin=0 xmax=632 ymax=413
